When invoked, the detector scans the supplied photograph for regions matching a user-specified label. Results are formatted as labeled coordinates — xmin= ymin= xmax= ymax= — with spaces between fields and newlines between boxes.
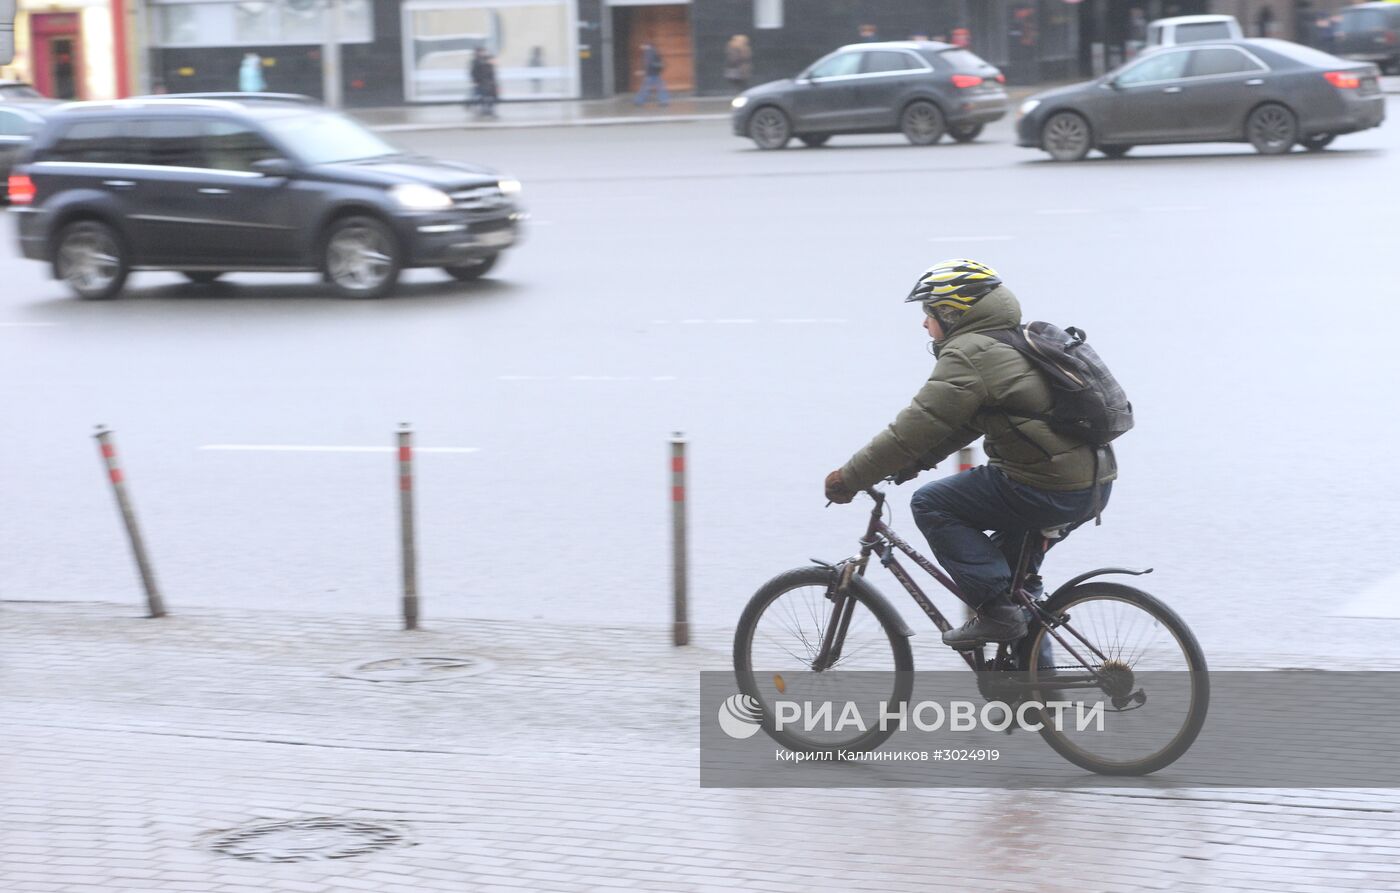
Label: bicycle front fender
xmin=1048 ymin=566 xmax=1153 ymax=602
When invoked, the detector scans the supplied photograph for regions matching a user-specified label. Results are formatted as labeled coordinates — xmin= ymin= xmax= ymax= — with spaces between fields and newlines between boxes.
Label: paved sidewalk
xmin=3 ymin=600 xmax=1398 ymax=893
xmin=353 ymin=86 xmax=1053 ymax=133
xmin=356 ymin=96 xmax=736 ymax=133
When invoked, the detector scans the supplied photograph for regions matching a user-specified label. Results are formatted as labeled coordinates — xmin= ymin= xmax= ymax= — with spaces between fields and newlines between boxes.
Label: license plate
xmin=477 ymin=230 xmax=514 ymax=247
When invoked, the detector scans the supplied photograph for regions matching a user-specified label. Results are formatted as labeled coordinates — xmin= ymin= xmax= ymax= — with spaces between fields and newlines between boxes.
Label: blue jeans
xmin=634 ymin=74 xmax=669 ymax=106
xmin=910 ymin=465 xmax=1109 ymax=609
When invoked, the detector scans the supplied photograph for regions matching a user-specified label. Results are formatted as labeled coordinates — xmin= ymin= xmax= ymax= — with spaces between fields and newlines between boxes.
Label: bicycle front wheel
xmin=1019 ymin=581 xmax=1209 ymax=776
xmin=734 ymin=566 xmax=914 ymax=754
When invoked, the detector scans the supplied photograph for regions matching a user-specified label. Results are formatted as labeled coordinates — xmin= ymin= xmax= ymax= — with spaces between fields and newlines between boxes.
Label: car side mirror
xmin=253 ymin=157 xmax=296 ymax=177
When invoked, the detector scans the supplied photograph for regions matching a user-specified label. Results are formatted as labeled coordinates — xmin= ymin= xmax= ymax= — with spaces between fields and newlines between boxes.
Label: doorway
xmin=30 ymin=14 xmax=83 ymax=100
xmin=610 ymin=4 xmax=693 ymax=94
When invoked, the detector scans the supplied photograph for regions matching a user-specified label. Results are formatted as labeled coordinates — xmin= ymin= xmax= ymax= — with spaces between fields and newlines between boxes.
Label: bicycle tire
xmin=1018 ymin=581 xmax=1209 ymax=776
xmin=734 ymin=566 xmax=914 ymax=754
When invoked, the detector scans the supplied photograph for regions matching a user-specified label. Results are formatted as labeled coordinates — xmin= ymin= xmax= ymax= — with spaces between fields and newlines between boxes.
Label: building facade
xmin=1 ymin=0 xmax=131 ymax=100
xmin=142 ymin=0 xmax=1089 ymax=107
xmin=3 ymin=0 xmax=1368 ymax=106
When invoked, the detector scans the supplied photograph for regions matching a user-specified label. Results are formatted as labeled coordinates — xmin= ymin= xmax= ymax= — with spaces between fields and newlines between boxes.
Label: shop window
xmin=154 ymin=0 xmax=372 ymax=47
xmin=755 ymin=0 xmax=782 ymax=30
xmin=402 ymin=1 xmax=577 ymax=102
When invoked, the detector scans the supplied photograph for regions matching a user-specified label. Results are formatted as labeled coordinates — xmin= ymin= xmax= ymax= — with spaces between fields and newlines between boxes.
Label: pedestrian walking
xmin=634 ymin=42 xmax=669 ymax=108
xmin=529 ymin=45 xmax=545 ymax=94
xmin=723 ymin=35 xmax=752 ymax=95
xmin=468 ymin=49 xmax=499 ymax=119
xmin=238 ymin=52 xmax=266 ymax=93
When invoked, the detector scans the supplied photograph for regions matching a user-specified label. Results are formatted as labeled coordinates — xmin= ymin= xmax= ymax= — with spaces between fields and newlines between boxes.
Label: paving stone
xmin=2 ymin=602 xmax=1398 ymax=893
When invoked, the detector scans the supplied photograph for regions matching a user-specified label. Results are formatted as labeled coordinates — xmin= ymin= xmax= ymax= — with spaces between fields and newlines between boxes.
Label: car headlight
xmin=391 ymin=184 xmax=453 ymax=211
xmin=1018 ymin=99 xmax=1041 ymax=117
xmin=498 ymin=178 xmax=522 ymax=196
xmin=731 ymin=96 xmax=749 ymax=110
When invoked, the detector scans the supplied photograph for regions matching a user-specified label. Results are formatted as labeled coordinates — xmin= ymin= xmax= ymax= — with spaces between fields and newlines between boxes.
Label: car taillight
xmin=995 ymin=73 xmax=1006 ymax=84
xmin=1324 ymin=70 xmax=1361 ymax=89
xmin=8 ymin=174 xmax=35 ymax=205
xmin=1385 ymin=30 xmax=1399 ymax=44
xmin=951 ymin=74 xmax=983 ymax=88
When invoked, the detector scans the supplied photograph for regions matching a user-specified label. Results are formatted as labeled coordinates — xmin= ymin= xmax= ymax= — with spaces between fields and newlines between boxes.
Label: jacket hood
xmin=940 ymin=284 xmax=1022 ymax=343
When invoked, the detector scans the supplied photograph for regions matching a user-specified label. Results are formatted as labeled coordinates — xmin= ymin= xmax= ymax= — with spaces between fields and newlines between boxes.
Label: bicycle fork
xmin=811 ymin=563 xmax=860 ymax=672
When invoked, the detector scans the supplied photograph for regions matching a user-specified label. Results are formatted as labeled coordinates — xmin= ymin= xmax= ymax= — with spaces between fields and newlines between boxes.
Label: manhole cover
xmin=206 ymin=817 xmax=409 ymax=862
xmin=337 ymin=655 xmax=495 ymax=683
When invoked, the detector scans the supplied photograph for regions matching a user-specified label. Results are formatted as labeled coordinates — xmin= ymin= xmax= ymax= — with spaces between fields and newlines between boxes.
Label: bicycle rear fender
xmin=1048 ymin=566 xmax=1153 ymax=602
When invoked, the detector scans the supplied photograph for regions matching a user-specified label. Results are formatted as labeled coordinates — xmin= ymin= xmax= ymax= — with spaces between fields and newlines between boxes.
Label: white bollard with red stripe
xmin=670 ymin=433 xmax=689 ymax=646
xmin=957 ymin=445 xmax=977 ymax=621
xmin=958 ymin=445 xmax=976 ymax=474
xmin=398 ymin=423 xmax=419 ymax=630
xmin=94 ymin=425 xmax=166 ymax=618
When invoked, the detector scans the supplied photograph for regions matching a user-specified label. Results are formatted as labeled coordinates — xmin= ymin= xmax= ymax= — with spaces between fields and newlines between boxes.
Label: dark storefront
xmin=1073 ymin=0 xmax=1208 ymax=76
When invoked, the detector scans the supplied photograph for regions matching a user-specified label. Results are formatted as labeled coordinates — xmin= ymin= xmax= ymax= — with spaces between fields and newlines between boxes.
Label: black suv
xmin=9 ymin=94 xmax=524 ymax=299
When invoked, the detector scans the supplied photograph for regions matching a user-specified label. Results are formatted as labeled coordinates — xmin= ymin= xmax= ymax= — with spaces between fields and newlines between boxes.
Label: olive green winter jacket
xmin=839 ymin=285 xmax=1117 ymax=492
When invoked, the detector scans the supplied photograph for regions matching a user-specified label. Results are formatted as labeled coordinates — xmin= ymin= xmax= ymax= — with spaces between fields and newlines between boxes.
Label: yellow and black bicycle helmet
xmin=904 ymin=259 xmax=1002 ymax=312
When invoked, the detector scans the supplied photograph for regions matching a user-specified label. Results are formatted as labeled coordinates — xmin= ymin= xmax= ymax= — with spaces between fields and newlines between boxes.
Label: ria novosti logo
xmin=717 ymin=693 xmax=1104 ymax=737
xmin=717 ymin=693 xmax=764 ymax=739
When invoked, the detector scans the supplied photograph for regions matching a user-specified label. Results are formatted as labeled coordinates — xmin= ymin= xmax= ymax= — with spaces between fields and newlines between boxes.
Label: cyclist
xmin=824 ymin=259 xmax=1116 ymax=649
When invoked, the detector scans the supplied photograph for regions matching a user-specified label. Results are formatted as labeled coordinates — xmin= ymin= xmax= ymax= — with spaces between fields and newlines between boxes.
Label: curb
xmin=370 ymin=112 xmax=731 ymax=134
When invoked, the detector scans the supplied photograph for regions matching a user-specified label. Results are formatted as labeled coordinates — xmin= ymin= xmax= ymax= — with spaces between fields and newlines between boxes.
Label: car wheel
xmin=949 ymin=123 xmax=983 ymax=143
xmin=1300 ymin=133 xmax=1335 ymax=152
xmin=323 ymin=215 xmax=402 ymax=299
xmin=1246 ymin=103 xmax=1297 ymax=155
xmin=1099 ymin=144 xmax=1133 ymax=159
xmin=798 ymin=134 xmax=830 ymax=148
xmin=54 ymin=220 xmax=129 ymax=301
xmin=181 ymin=271 xmax=224 ymax=284
xmin=748 ymin=107 xmax=791 ymax=150
xmin=443 ymin=253 xmax=498 ymax=281
xmin=1042 ymin=111 xmax=1092 ymax=162
xmin=900 ymin=101 xmax=945 ymax=146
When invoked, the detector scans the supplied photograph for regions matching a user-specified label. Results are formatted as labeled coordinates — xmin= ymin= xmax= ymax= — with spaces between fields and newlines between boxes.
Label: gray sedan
xmin=1016 ymin=39 xmax=1385 ymax=161
xmin=731 ymin=41 xmax=1007 ymax=150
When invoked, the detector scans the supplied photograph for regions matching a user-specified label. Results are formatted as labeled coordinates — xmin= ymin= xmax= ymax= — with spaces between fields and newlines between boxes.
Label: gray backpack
xmin=988 ymin=322 xmax=1133 ymax=445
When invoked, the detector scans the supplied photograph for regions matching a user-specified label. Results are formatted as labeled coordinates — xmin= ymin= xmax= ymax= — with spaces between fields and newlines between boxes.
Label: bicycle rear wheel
xmin=734 ymin=566 xmax=914 ymax=753
xmin=1018 ymin=581 xmax=1209 ymax=776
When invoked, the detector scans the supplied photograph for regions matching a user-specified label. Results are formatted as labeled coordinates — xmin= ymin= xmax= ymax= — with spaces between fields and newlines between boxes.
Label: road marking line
xmin=929 ymin=235 xmax=1013 ymax=243
xmin=200 ymin=445 xmax=481 ymax=454
xmin=1034 ymin=208 xmax=1094 ymax=215
xmin=714 ymin=318 xmax=756 ymax=324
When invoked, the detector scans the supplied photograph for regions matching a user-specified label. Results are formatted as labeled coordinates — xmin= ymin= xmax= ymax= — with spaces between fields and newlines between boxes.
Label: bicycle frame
xmin=815 ymin=488 xmax=1115 ymax=684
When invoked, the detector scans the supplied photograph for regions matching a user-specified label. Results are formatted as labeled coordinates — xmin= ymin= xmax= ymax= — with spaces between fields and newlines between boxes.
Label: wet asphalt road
xmin=3 ymin=104 xmax=1398 ymax=661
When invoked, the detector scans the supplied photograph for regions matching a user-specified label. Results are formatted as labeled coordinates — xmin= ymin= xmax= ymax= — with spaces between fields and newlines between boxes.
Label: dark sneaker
xmin=942 ymin=601 xmax=1028 ymax=650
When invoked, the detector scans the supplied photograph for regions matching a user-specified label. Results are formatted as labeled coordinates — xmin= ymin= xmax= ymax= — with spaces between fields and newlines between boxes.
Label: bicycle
xmin=732 ymin=485 xmax=1209 ymax=776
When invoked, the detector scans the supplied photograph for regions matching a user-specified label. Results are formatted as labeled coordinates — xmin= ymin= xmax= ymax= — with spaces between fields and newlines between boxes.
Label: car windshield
xmin=262 ymin=111 xmax=400 ymax=164
xmin=937 ymin=49 xmax=988 ymax=71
